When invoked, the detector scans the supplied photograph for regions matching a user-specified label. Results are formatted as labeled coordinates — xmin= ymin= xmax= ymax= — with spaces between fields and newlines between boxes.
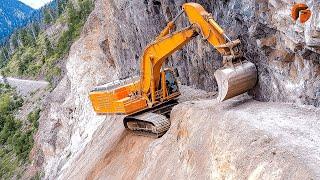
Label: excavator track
xmin=123 ymin=100 xmax=178 ymax=138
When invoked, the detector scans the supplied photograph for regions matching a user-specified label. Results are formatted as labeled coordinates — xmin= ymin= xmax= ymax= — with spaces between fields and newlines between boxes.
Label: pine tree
xmin=10 ymin=33 xmax=19 ymax=51
xmin=44 ymin=36 xmax=53 ymax=56
xmin=0 ymin=47 xmax=9 ymax=68
xmin=57 ymin=0 xmax=68 ymax=15
xmin=44 ymin=7 xmax=54 ymax=24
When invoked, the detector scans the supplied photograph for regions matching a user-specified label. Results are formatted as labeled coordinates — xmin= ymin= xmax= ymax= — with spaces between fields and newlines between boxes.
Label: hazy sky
xmin=19 ymin=0 xmax=52 ymax=9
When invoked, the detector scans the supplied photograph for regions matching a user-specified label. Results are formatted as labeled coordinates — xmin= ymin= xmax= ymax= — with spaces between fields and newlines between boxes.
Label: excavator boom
xmin=89 ymin=3 xmax=257 ymax=137
xmin=140 ymin=3 xmax=256 ymax=104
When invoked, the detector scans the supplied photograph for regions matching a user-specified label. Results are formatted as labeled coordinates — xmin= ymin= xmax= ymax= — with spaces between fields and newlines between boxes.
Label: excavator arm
xmin=140 ymin=26 xmax=196 ymax=103
xmin=140 ymin=3 xmax=244 ymax=103
xmin=89 ymin=2 xmax=257 ymax=137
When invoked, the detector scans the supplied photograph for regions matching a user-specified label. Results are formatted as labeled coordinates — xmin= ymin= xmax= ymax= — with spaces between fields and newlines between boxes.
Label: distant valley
xmin=0 ymin=0 xmax=34 ymax=43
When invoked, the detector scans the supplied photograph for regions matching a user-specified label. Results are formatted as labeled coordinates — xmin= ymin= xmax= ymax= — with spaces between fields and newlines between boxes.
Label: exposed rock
xmin=32 ymin=0 xmax=320 ymax=179
xmin=59 ymin=96 xmax=320 ymax=179
xmin=76 ymin=0 xmax=320 ymax=106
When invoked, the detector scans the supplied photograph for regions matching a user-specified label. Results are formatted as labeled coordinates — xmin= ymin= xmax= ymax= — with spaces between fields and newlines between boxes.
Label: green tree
xmin=79 ymin=0 xmax=93 ymax=19
xmin=44 ymin=36 xmax=53 ymax=56
xmin=10 ymin=33 xmax=19 ymax=50
xmin=0 ymin=85 xmax=40 ymax=178
xmin=0 ymin=48 xmax=9 ymax=68
xmin=57 ymin=0 xmax=68 ymax=15
xmin=44 ymin=8 xmax=54 ymax=24
xmin=20 ymin=29 xmax=36 ymax=47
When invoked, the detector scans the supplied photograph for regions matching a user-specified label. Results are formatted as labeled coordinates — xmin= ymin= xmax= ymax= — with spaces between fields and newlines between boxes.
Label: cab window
xmin=165 ymin=71 xmax=178 ymax=95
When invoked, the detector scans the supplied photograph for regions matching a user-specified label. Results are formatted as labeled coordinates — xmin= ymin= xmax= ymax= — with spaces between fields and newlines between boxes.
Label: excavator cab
xmin=157 ymin=68 xmax=180 ymax=101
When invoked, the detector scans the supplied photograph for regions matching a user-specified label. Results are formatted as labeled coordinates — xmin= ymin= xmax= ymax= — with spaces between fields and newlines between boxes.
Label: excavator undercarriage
xmin=124 ymin=100 xmax=178 ymax=137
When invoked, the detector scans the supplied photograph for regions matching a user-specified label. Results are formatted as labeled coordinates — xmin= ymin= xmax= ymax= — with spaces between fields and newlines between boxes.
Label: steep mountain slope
xmin=0 ymin=0 xmax=34 ymax=42
xmin=0 ymin=0 xmax=93 ymax=86
xmin=29 ymin=0 xmax=320 ymax=179
xmin=61 ymin=97 xmax=320 ymax=179
xmin=0 ymin=0 xmax=94 ymax=179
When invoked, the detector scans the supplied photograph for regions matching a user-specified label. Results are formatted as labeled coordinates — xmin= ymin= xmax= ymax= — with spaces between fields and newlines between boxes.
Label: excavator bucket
xmin=214 ymin=61 xmax=257 ymax=102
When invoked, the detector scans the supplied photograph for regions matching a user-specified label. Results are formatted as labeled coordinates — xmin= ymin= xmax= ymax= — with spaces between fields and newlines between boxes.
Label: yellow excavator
xmin=89 ymin=3 xmax=257 ymax=137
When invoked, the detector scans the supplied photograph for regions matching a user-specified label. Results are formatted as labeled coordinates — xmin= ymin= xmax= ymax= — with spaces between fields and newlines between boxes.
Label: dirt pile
xmin=59 ymin=95 xmax=320 ymax=179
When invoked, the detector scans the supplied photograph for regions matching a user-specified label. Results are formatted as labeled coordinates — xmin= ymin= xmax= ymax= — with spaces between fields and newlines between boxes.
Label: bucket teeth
xmin=214 ymin=61 xmax=257 ymax=102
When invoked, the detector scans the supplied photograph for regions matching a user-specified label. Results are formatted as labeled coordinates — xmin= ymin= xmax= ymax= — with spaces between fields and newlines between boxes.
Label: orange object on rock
xmin=291 ymin=3 xmax=311 ymax=23
xmin=299 ymin=9 xmax=311 ymax=23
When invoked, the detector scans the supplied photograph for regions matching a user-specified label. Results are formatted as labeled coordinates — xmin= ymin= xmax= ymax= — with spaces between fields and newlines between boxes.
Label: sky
xmin=19 ymin=0 xmax=52 ymax=9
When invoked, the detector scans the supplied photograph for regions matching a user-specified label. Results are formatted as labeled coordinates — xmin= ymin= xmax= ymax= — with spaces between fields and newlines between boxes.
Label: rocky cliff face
xmin=32 ymin=0 xmax=320 ymax=179
xmin=81 ymin=0 xmax=320 ymax=106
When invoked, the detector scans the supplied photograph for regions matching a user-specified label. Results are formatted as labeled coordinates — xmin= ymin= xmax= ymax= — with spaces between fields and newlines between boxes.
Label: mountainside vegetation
xmin=0 ymin=0 xmax=94 ymax=85
xmin=0 ymin=83 xmax=40 ymax=179
xmin=0 ymin=0 xmax=95 ymax=179
xmin=0 ymin=0 xmax=34 ymax=43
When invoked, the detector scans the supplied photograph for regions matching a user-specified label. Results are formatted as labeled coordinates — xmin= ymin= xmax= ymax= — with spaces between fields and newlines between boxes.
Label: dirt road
xmin=0 ymin=76 xmax=49 ymax=96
